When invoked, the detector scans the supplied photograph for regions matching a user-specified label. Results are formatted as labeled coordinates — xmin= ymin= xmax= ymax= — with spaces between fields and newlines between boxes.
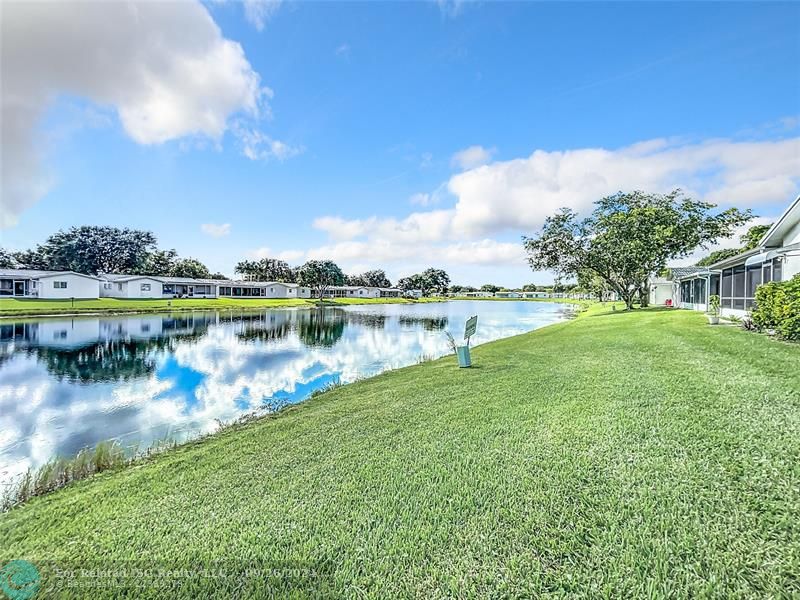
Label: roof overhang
xmin=757 ymin=194 xmax=800 ymax=248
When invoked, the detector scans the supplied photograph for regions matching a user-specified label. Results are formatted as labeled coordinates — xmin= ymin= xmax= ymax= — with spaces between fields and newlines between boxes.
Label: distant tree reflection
xmin=296 ymin=309 xmax=346 ymax=348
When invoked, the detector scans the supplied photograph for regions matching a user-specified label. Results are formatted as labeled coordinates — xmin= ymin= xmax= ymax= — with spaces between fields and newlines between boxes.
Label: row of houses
xmin=650 ymin=194 xmax=800 ymax=317
xmin=0 ymin=270 xmax=405 ymax=300
xmin=460 ymin=290 xmax=550 ymax=299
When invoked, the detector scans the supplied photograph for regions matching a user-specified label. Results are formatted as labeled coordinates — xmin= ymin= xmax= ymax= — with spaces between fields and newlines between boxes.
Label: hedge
xmin=752 ymin=273 xmax=800 ymax=340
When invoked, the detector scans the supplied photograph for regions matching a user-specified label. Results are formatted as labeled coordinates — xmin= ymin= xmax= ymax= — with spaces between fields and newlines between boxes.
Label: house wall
xmin=99 ymin=281 xmax=123 ymax=298
xmin=649 ymin=282 xmax=674 ymax=306
xmin=36 ymin=318 xmax=101 ymax=347
xmin=125 ymin=278 xmax=164 ymax=299
xmin=297 ymin=287 xmax=312 ymax=299
xmin=37 ymin=274 xmax=99 ymax=299
xmin=781 ymin=222 xmax=800 ymax=280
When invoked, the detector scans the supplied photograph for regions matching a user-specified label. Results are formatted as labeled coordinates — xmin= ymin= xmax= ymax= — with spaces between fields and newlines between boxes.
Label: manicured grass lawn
xmin=0 ymin=296 xmax=426 ymax=317
xmin=1 ymin=308 xmax=798 ymax=597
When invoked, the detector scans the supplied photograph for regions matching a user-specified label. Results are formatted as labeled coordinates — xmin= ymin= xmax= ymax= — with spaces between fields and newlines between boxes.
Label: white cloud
xmin=201 ymin=223 xmax=231 ymax=238
xmin=248 ymin=247 xmax=305 ymax=262
xmin=451 ymin=145 xmax=495 ymax=170
xmin=446 ymin=136 xmax=800 ymax=238
xmin=436 ymin=0 xmax=468 ymax=18
xmin=234 ymin=124 xmax=304 ymax=161
xmin=335 ymin=43 xmax=351 ymax=58
xmin=234 ymin=133 xmax=800 ymax=284
xmin=242 ymin=0 xmax=282 ymax=31
xmin=1 ymin=0 xmax=268 ymax=227
xmin=409 ymin=193 xmax=433 ymax=206
xmin=304 ymin=135 xmax=799 ymax=279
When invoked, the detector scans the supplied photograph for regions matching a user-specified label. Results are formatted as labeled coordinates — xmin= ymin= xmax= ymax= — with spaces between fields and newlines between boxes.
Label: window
xmin=103 ymin=283 xmax=112 ymax=290
xmin=140 ymin=283 xmax=151 ymax=292
xmin=733 ymin=266 xmax=745 ymax=298
xmin=53 ymin=281 xmax=67 ymax=289
xmin=721 ymin=269 xmax=732 ymax=298
xmin=118 ymin=283 xmax=123 ymax=291
xmin=773 ymin=258 xmax=782 ymax=282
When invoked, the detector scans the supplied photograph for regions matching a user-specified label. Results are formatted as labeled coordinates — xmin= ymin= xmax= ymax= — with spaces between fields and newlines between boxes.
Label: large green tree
xmin=170 ymin=258 xmax=212 ymax=279
xmin=347 ymin=269 xmax=392 ymax=288
xmin=135 ymin=249 xmax=178 ymax=276
xmin=15 ymin=226 xmax=158 ymax=274
xmin=524 ymin=190 xmax=751 ymax=309
xmin=234 ymin=258 xmax=295 ymax=282
xmin=0 ymin=248 xmax=18 ymax=269
xmin=296 ymin=260 xmax=346 ymax=299
xmin=398 ymin=268 xmax=451 ymax=296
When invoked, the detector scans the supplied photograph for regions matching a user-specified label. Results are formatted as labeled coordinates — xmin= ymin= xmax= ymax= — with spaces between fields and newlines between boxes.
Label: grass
xmin=1 ymin=307 xmax=798 ymax=597
xmin=0 ymin=296 xmax=431 ymax=318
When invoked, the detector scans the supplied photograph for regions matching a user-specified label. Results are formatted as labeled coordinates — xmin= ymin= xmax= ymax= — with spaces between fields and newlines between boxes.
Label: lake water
xmin=0 ymin=301 xmax=572 ymax=482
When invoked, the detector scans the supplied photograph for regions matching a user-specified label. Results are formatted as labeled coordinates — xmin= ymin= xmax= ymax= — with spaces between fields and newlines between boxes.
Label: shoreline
xmin=0 ymin=296 xmax=582 ymax=320
xmin=0 ymin=297 xmax=445 ymax=320
xmin=0 ymin=300 xmax=586 ymax=509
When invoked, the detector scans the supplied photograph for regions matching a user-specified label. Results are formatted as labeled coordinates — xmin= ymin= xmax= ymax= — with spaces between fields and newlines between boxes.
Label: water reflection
xmin=0 ymin=301 xmax=572 ymax=482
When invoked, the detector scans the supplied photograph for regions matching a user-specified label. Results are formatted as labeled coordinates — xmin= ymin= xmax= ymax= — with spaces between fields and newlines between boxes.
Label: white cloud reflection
xmin=0 ymin=302 xmax=570 ymax=482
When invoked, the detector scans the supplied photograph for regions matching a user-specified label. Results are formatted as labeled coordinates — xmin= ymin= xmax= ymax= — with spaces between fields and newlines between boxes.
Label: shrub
xmin=752 ymin=274 xmax=800 ymax=340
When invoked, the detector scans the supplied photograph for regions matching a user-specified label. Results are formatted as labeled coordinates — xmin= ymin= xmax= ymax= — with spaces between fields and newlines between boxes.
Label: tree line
xmin=0 ymin=225 xmax=459 ymax=299
xmin=0 ymin=226 xmax=226 ymax=280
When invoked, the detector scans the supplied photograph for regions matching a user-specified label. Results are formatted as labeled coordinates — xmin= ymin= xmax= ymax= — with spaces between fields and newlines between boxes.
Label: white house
xmin=520 ymin=291 xmax=548 ymax=298
xmin=100 ymin=274 xmax=165 ymax=299
xmin=462 ymin=291 xmax=495 ymax=298
xmin=0 ymin=269 xmax=101 ymax=299
xmin=674 ymin=194 xmax=800 ymax=317
xmin=495 ymin=291 xmax=522 ymax=298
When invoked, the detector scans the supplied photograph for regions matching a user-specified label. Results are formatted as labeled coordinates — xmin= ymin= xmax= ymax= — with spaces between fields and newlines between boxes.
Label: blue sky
xmin=2 ymin=1 xmax=799 ymax=286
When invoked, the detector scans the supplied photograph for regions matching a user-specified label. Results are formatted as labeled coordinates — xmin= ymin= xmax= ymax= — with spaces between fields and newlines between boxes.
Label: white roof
xmin=758 ymin=194 xmax=800 ymax=248
xmin=0 ymin=269 xmax=100 ymax=280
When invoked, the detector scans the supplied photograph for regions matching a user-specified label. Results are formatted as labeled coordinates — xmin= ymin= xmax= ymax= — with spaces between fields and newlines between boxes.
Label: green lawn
xmin=1 ymin=308 xmax=798 ymax=597
xmin=0 ymin=296 xmax=429 ymax=317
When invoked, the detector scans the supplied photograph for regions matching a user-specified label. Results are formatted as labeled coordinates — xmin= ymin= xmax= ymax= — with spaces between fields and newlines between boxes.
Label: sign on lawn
xmin=464 ymin=315 xmax=478 ymax=340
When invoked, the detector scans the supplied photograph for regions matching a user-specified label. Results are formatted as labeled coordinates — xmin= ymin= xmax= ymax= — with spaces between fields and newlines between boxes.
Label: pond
xmin=0 ymin=300 xmax=573 ymax=482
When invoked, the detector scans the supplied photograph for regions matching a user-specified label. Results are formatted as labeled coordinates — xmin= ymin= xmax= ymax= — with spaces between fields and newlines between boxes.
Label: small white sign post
xmin=457 ymin=315 xmax=478 ymax=368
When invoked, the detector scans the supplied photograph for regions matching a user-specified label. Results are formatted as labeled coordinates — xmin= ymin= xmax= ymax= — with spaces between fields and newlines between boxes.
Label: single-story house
xmin=462 ymin=291 xmax=495 ymax=298
xmin=674 ymin=194 xmax=800 ymax=317
xmin=520 ymin=291 xmax=548 ymax=298
xmin=0 ymin=269 xmax=101 ymax=299
xmin=322 ymin=286 xmax=381 ymax=299
xmin=379 ymin=288 xmax=403 ymax=298
xmin=100 ymin=274 xmax=166 ymax=299
xmin=404 ymin=289 xmax=423 ymax=298
xmin=495 ymin=291 xmax=522 ymax=298
xmin=218 ymin=281 xmax=311 ymax=299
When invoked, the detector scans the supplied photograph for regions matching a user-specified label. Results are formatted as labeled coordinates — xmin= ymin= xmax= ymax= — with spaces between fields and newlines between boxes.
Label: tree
xmin=741 ymin=223 xmax=771 ymax=250
xmin=696 ymin=223 xmax=773 ymax=266
xmin=296 ymin=260 xmax=345 ymax=299
xmin=524 ymin=190 xmax=751 ymax=309
xmin=397 ymin=269 xmax=450 ymax=296
xmin=235 ymin=258 xmax=294 ymax=282
xmin=0 ymin=248 xmax=18 ymax=269
xmin=480 ymin=284 xmax=501 ymax=293
xmin=135 ymin=249 xmax=178 ymax=276
xmin=449 ymin=285 xmax=464 ymax=294
xmin=522 ymin=284 xmax=539 ymax=292
xmin=421 ymin=268 xmax=450 ymax=295
xmin=28 ymin=226 xmax=158 ymax=274
xmin=210 ymin=272 xmax=229 ymax=280
xmin=695 ymin=248 xmax=742 ymax=267
xmin=170 ymin=258 xmax=211 ymax=279
xmin=347 ymin=269 xmax=391 ymax=288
